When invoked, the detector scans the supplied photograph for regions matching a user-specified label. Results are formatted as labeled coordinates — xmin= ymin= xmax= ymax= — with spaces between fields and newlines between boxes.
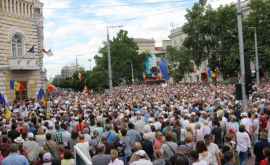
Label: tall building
xmin=133 ymin=38 xmax=155 ymax=54
xmin=168 ymin=27 xmax=186 ymax=48
xmin=61 ymin=65 xmax=77 ymax=79
xmin=0 ymin=0 xmax=46 ymax=102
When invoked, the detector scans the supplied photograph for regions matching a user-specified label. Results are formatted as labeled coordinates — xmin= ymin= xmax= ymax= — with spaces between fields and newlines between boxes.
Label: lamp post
xmin=248 ymin=27 xmax=260 ymax=85
xmin=237 ymin=0 xmax=247 ymax=110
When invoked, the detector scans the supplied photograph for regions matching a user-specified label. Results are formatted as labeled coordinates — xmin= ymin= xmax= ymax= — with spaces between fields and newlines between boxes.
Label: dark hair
xmin=166 ymin=131 xmax=174 ymax=141
xmin=120 ymin=128 xmax=127 ymax=136
xmin=71 ymin=131 xmax=79 ymax=140
xmin=263 ymin=147 xmax=270 ymax=159
xmin=128 ymin=123 xmax=135 ymax=129
xmin=196 ymin=141 xmax=207 ymax=153
xmin=223 ymin=151 xmax=234 ymax=163
xmin=171 ymin=154 xmax=189 ymax=165
xmin=190 ymin=150 xmax=199 ymax=161
xmin=46 ymin=133 xmax=52 ymax=140
xmin=64 ymin=150 xmax=73 ymax=159
xmin=10 ymin=144 xmax=19 ymax=153
xmin=239 ymin=125 xmax=246 ymax=132
xmin=11 ymin=124 xmax=17 ymax=130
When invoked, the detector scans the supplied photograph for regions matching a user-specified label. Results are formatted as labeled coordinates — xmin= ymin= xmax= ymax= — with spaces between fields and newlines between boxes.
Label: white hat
xmin=14 ymin=136 xmax=24 ymax=144
xmin=241 ymin=112 xmax=248 ymax=117
xmin=27 ymin=132 xmax=34 ymax=139
xmin=135 ymin=150 xmax=146 ymax=157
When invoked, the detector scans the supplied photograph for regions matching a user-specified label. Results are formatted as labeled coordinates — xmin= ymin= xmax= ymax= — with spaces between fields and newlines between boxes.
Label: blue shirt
xmin=2 ymin=153 xmax=29 ymax=165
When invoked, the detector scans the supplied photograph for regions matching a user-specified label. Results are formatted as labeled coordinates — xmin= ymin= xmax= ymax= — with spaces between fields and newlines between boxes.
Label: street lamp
xmin=106 ymin=25 xmax=123 ymax=94
xmin=236 ymin=0 xmax=248 ymax=110
xmin=248 ymin=27 xmax=260 ymax=85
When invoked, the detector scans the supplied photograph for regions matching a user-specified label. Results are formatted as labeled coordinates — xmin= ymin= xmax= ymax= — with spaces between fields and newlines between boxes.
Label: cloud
xmin=40 ymin=0 xmax=72 ymax=17
xmin=42 ymin=0 xmax=194 ymax=77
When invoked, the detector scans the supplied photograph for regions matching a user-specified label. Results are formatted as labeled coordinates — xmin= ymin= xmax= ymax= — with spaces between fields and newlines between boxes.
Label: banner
xmin=159 ymin=59 xmax=170 ymax=81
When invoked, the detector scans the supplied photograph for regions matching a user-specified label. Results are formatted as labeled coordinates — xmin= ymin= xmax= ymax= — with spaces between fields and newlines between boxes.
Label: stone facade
xmin=133 ymin=38 xmax=155 ymax=54
xmin=168 ymin=27 xmax=186 ymax=48
xmin=0 ymin=0 xmax=46 ymax=102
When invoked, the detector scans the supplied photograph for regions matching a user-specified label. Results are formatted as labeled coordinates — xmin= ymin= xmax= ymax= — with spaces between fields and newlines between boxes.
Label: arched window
xmin=12 ymin=33 xmax=24 ymax=57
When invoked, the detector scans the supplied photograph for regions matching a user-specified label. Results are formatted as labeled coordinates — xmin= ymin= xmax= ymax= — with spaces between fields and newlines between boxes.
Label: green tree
xmin=86 ymin=30 xmax=144 ymax=90
xmin=166 ymin=46 xmax=193 ymax=81
xmin=247 ymin=0 xmax=270 ymax=74
xmin=182 ymin=3 xmax=240 ymax=79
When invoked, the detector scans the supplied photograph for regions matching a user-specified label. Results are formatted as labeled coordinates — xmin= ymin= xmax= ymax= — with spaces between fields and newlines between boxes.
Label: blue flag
xmin=207 ymin=67 xmax=212 ymax=78
xmin=0 ymin=93 xmax=6 ymax=106
xmin=10 ymin=80 xmax=15 ymax=90
xmin=37 ymin=88 xmax=45 ymax=100
xmin=159 ymin=59 xmax=170 ymax=81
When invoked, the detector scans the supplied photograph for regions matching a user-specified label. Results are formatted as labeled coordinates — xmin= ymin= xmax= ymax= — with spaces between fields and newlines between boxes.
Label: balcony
xmin=9 ymin=53 xmax=40 ymax=70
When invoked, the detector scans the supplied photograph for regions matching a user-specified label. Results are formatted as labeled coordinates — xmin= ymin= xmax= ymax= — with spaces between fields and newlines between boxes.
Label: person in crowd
xmin=61 ymin=149 xmax=75 ymax=165
xmin=92 ymin=144 xmax=111 ymax=165
xmin=254 ymin=131 xmax=270 ymax=165
xmin=44 ymin=133 xmax=61 ymax=165
xmin=2 ymin=144 xmax=29 ymax=165
xmin=190 ymin=150 xmax=207 ymax=165
xmin=236 ymin=125 xmax=251 ymax=165
xmin=196 ymin=141 xmax=210 ymax=164
xmin=160 ymin=131 xmax=177 ymax=160
xmin=108 ymin=149 xmax=124 ymax=165
xmin=204 ymin=134 xmax=221 ymax=165
xmin=129 ymin=150 xmax=152 ymax=165
xmin=23 ymin=132 xmax=41 ymax=163
xmin=223 ymin=151 xmax=235 ymax=165
xmin=260 ymin=147 xmax=270 ymax=165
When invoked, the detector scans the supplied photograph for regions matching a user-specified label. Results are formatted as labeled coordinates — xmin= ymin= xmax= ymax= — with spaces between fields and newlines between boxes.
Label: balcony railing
xmin=9 ymin=53 xmax=40 ymax=70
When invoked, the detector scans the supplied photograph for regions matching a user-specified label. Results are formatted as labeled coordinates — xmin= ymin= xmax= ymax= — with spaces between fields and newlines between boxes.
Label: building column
xmin=9 ymin=0 xmax=12 ymax=14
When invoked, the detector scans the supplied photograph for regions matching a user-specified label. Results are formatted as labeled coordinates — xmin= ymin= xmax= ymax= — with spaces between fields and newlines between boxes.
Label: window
xmin=12 ymin=33 xmax=24 ymax=57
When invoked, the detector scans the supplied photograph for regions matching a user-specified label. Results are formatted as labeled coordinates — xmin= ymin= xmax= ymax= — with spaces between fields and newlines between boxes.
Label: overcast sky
xmin=40 ymin=0 xmax=236 ymax=79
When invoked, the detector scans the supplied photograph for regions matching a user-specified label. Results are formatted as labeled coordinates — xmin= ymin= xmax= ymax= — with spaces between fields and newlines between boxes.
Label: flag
xmin=15 ymin=81 xmax=20 ymax=92
xmin=207 ymin=67 xmax=212 ymax=78
xmin=15 ymin=81 xmax=26 ymax=92
xmin=37 ymin=88 xmax=45 ymax=100
xmin=27 ymin=45 xmax=35 ymax=53
xmin=10 ymin=80 xmax=15 ymax=90
xmin=0 ymin=93 xmax=6 ymax=106
xmin=47 ymin=84 xmax=57 ymax=93
xmin=42 ymin=49 xmax=54 ymax=56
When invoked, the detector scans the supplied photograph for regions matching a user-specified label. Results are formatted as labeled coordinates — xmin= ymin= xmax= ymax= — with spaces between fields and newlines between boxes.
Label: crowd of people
xmin=0 ymin=83 xmax=270 ymax=165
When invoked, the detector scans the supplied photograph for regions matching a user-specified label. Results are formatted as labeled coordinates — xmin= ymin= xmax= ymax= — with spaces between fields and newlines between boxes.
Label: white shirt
xmin=193 ymin=160 xmax=208 ymax=165
xmin=207 ymin=143 xmax=220 ymax=165
xmin=130 ymin=159 xmax=153 ymax=165
xmin=240 ymin=118 xmax=253 ymax=133
xmin=236 ymin=132 xmax=251 ymax=152
xmin=108 ymin=159 xmax=124 ymax=165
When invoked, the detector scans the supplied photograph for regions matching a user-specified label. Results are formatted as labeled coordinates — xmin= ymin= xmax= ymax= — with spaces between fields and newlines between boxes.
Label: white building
xmin=0 ymin=0 xmax=46 ymax=102
xmin=133 ymin=38 xmax=155 ymax=54
xmin=61 ymin=65 xmax=77 ymax=79
xmin=168 ymin=27 xmax=186 ymax=48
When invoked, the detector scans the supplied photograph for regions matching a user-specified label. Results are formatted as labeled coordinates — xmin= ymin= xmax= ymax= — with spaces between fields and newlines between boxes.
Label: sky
xmin=40 ymin=0 xmax=236 ymax=79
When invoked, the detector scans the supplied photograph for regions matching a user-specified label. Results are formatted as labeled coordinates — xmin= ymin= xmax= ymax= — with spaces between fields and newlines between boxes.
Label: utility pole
xmin=131 ymin=62 xmax=134 ymax=84
xmin=106 ymin=25 xmax=123 ymax=94
xmin=237 ymin=0 xmax=247 ymax=110
xmin=75 ymin=56 xmax=78 ymax=72
xmin=107 ymin=27 xmax=113 ymax=94
xmin=254 ymin=28 xmax=260 ymax=85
